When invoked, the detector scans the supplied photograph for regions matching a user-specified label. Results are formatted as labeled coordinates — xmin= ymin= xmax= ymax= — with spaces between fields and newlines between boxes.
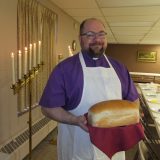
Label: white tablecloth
xmin=138 ymin=83 xmax=160 ymax=138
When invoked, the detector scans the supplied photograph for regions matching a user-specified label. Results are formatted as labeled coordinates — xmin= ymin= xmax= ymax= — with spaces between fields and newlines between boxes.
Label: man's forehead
xmin=84 ymin=19 xmax=104 ymax=26
xmin=83 ymin=20 xmax=106 ymax=31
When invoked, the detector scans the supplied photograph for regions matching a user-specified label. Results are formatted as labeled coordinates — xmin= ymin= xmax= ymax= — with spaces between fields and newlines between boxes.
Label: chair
xmin=138 ymin=141 xmax=149 ymax=160
xmin=139 ymin=94 xmax=154 ymax=125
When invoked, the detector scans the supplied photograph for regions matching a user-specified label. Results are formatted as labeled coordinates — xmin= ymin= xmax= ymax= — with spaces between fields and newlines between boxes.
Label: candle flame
xmin=11 ymin=52 xmax=14 ymax=57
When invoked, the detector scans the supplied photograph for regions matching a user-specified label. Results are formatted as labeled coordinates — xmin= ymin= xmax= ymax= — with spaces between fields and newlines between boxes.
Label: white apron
xmin=57 ymin=52 xmax=125 ymax=160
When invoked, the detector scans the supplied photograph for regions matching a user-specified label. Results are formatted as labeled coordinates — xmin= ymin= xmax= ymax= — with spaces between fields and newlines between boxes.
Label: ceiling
xmin=50 ymin=0 xmax=160 ymax=44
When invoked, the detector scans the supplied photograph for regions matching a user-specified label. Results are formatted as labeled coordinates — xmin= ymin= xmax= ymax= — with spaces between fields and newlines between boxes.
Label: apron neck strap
xmin=104 ymin=54 xmax=112 ymax=68
xmin=79 ymin=52 xmax=86 ymax=68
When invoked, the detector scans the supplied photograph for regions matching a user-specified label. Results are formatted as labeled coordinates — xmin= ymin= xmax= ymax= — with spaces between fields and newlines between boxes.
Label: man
xmin=39 ymin=18 xmax=139 ymax=160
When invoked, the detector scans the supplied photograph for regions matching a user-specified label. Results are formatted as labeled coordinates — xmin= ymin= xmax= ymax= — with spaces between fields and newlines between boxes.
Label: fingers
xmin=77 ymin=115 xmax=89 ymax=132
xmin=80 ymin=123 xmax=89 ymax=132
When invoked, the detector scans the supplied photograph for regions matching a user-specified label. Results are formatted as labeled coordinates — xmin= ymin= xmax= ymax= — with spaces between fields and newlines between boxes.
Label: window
xmin=16 ymin=0 xmax=57 ymax=115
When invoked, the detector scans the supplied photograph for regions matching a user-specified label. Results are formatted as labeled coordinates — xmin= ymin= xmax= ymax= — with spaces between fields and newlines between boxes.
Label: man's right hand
xmin=75 ymin=115 xmax=88 ymax=132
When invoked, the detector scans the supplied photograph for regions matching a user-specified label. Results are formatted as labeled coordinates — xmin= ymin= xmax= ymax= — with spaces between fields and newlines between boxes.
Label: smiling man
xmin=79 ymin=19 xmax=107 ymax=58
xmin=39 ymin=18 xmax=139 ymax=160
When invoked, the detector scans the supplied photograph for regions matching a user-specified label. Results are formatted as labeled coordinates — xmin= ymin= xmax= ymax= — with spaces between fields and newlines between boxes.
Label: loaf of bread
xmin=88 ymin=100 xmax=139 ymax=128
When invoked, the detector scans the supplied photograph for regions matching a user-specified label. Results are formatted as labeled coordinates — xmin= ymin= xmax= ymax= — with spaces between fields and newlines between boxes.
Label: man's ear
xmin=79 ymin=35 xmax=82 ymax=45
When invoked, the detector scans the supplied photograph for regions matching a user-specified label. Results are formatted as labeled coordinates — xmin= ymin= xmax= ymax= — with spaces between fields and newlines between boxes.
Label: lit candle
xmin=18 ymin=50 xmax=22 ymax=80
xmin=29 ymin=44 xmax=32 ymax=70
xmin=68 ymin=45 xmax=73 ymax=57
xmin=33 ymin=43 xmax=36 ymax=67
xmin=38 ymin=41 xmax=41 ymax=64
xmin=11 ymin=52 xmax=16 ymax=84
xmin=24 ymin=47 xmax=28 ymax=75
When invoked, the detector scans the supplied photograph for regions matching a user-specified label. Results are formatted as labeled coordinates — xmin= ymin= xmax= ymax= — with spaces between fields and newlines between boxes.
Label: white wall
xmin=0 ymin=0 xmax=18 ymax=144
xmin=0 ymin=0 xmax=80 ymax=145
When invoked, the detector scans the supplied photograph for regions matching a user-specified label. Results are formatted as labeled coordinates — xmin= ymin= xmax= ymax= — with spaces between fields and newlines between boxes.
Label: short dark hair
xmin=79 ymin=18 xmax=105 ymax=35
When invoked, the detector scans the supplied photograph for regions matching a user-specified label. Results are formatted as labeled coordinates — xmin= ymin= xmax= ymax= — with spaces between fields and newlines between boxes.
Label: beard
xmin=88 ymin=42 xmax=106 ymax=58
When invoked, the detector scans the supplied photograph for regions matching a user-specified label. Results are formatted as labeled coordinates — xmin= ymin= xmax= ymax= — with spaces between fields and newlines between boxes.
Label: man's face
xmin=79 ymin=19 xmax=107 ymax=57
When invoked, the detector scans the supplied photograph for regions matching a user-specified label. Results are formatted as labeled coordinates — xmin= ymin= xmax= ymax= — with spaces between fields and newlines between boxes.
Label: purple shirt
xmin=39 ymin=51 xmax=138 ymax=110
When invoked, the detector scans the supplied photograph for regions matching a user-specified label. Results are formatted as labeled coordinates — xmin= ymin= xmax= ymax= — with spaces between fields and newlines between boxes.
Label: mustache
xmin=88 ymin=45 xmax=105 ymax=57
xmin=89 ymin=42 xmax=104 ymax=46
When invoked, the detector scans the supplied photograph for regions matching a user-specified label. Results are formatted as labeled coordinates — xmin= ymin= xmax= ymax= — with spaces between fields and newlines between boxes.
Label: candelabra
xmin=11 ymin=62 xmax=44 ymax=94
xmin=10 ymin=61 xmax=44 ymax=160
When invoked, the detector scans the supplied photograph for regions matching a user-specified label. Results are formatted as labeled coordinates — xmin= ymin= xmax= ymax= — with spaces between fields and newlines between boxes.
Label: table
xmin=138 ymin=83 xmax=160 ymax=138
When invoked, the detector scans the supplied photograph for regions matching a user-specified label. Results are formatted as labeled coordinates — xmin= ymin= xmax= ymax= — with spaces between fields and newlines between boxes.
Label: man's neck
xmin=82 ymin=50 xmax=104 ymax=59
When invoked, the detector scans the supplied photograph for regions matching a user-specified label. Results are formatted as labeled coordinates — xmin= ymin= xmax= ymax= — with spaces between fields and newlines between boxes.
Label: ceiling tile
xmin=116 ymin=35 xmax=142 ymax=40
xmin=101 ymin=6 xmax=160 ymax=16
xmin=50 ymin=0 xmax=98 ymax=8
xmin=150 ymin=28 xmax=160 ymax=33
xmin=104 ymin=16 xmax=159 ymax=23
xmin=111 ymin=26 xmax=150 ymax=33
xmin=107 ymin=36 xmax=117 ymax=44
xmin=97 ymin=0 xmax=160 ymax=7
xmin=109 ymin=21 xmax=153 ymax=27
xmin=73 ymin=16 xmax=105 ymax=23
xmin=153 ymin=20 xmax=160 ymax=27
xmin=63 ymin=8 xmax=102 ymax=17
xmin=145 ymin=33 xmax=160 ymax=38
xmin=140 ymin=38 xmax=160 ymax=44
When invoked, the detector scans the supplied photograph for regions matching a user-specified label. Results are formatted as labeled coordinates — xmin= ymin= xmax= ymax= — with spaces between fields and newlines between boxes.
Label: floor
xmin=23 ymin=127 xmax=139 ymax=160
xmin=23 ymin=128 xmax=58 ymax=160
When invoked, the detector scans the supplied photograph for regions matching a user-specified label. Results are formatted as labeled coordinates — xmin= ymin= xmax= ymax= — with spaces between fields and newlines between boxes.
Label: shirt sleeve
xmin=123 ymin=69 xmax=139 ymax=101
xmin=110 ymin=58 xmax=139 ymax=101
xmin=39 ymin=64 xmax=66 ymax=108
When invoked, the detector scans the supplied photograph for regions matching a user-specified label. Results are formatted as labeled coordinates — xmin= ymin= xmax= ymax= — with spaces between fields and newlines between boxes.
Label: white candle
xmin=68 ymin=45 xmax=73 ymax=57
xmin=29 ymin=44 xmax=32 ymax=70
xmin=24 ymin=47 xmax=28 ymax=75
xmin=33 ymin=43 xmax=36 ymax=67
xmin=11 ymin=52 xmax=16 ymax=84
xmin=38 ymin=41 xmax=41 ymax=64
xmin=18 ymin=50 xmax=22 ymax=79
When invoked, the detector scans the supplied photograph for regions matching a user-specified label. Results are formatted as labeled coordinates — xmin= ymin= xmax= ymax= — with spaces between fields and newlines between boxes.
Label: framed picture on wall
xmin=137 ymin=51 xmax=157 ymax=63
